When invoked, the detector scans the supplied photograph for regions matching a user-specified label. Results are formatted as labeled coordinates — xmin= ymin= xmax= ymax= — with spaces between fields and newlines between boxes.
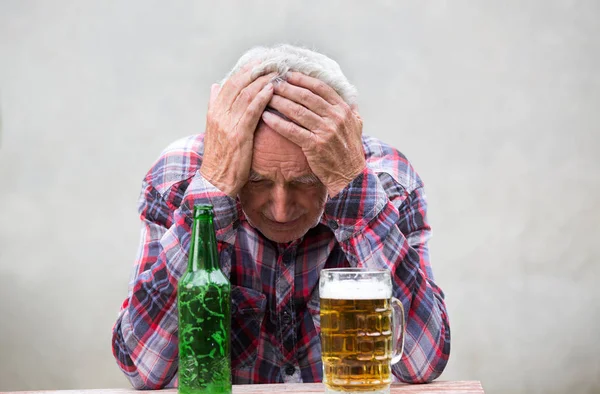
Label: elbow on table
xmin=400 ymin=309 xmax=452 ymax=383
xmin=392 ymin=361 xmax=447 ymax=384
xmin=393 ymin=338 xmax=451 ymax=384
xmin=114 ymin=352 xmax=175 ymax=390
xmin=128 ymin=377 xmax=171 ymax=390
xmin=399 ymin=364 xmax=446 ymax=384
xmin=112 ymin=335 xmax=174 ymax=390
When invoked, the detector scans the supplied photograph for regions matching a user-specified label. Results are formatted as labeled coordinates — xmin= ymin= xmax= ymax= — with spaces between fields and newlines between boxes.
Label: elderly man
xmin=112 ymin=44 xmax=450 ymax=388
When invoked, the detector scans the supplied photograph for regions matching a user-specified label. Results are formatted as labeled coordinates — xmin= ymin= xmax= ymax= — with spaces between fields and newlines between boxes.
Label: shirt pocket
xmin=231 ymin=285 xmax=267 ymax=369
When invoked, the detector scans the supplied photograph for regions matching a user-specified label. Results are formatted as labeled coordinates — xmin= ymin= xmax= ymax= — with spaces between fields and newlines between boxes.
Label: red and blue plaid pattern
xmin=111 ymin=133 xmax=450 ymax=388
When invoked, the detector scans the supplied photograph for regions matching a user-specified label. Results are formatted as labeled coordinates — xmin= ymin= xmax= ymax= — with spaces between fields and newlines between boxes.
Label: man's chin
xmin=243 ymin=212 xmax=323 ymax=244
xmin=262 ymin=230 xmax=303 ymax=244
xmin=255 ymin=224 xmax=310 ymax=244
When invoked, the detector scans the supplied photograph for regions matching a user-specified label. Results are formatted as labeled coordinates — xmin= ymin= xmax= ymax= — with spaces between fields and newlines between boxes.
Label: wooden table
xmin=4 ymin=381 xmax=484 ymax=394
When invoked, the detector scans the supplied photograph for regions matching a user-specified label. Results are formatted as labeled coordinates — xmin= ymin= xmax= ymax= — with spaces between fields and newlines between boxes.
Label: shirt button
xmin=282 ymin=311 xmax=292 ymax=324
xmin=285 ymin=365 xmax=296 ymax=376
xmin=328 ymin=220 xmax=339 ymax=230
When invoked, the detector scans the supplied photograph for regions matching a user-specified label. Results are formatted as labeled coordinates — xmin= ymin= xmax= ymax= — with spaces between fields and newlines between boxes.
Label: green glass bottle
xmin=178 ymin=204 xmax=231 ymax=394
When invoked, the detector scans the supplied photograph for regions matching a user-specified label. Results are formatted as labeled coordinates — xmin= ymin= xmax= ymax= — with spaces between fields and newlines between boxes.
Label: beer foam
xmin=321 ymin=279 xmax=391 ymax=300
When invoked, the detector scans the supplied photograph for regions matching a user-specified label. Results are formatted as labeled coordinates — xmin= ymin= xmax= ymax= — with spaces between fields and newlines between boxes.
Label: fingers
xmin=230 ymin=72 xmax=278 ymax=116
xmin=261 ymin=110 xmax=314 ymax=148
xmin=273 ymin=80 xmax=331 ymax=117
xmin=285 ymin=72 xmax=344 ymax=105
xmin=268 ymin=95 xmax=322 ymax=131
xmin=237 ymin=83 xmax=274 ymax=136
xmin=218 ymin=60 xmax=266 ymax=108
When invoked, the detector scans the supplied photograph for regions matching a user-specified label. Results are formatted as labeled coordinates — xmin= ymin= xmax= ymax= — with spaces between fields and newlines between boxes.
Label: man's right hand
xmin=200 ymin=63 xmax=276 ymax=197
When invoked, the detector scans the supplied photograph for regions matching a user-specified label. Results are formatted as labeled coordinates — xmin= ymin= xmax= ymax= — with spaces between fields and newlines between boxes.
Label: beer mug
xmin=320 ymin=268 xmax=405 ymax=394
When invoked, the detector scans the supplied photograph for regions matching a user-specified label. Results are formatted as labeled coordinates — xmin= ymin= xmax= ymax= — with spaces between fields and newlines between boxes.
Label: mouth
xmin=263 ymin=215 xmax=302 ymax=229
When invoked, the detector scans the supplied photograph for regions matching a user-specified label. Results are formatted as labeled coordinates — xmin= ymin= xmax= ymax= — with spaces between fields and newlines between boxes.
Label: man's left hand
xmin=261 ymin=72 xmax=366 ymax=197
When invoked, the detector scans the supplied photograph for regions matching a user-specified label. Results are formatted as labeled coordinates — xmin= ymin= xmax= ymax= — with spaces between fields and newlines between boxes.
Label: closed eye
xmin=247 ymin=176 xmax=274 ymax=188
xmin=249 ymin=179 xmax=271 ymax=185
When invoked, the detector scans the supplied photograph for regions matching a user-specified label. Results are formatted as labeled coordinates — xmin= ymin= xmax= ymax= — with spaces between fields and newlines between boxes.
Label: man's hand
xmin=200 ymin=63 xmax=276 ymax=197
xmin=261 ymin=72 xmax=366 ymax=197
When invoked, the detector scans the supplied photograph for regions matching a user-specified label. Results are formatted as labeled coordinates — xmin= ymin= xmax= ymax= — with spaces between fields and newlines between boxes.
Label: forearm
xmin=390 ymin=246 xmax=450 ymax=383
xmin=324 ymin=169 xmax=451 ymax=382
xmin=112 ymin=213 xmax=190 ymax=389
xmin=112 ymin=175 xmax=239 ymax=388
xmin=112 ymin=293 xmax=179 ymax=389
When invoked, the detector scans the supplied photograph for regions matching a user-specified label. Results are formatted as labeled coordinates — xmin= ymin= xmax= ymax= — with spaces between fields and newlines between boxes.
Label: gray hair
xmin=220 ymin=44 xmax=358 ymax=106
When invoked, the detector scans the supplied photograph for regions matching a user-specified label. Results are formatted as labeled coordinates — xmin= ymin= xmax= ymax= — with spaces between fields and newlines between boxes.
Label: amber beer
xmin=320 ymin=269 xmax=404 ymax=394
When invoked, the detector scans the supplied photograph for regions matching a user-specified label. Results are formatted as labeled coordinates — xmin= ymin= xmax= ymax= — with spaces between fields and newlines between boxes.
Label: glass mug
xmin=320 ymin=268 xmax=405 ymax=394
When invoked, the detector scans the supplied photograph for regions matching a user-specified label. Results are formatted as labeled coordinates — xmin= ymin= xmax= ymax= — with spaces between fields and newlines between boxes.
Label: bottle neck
xmin=187 ymin=206 xmax=219 ymax=272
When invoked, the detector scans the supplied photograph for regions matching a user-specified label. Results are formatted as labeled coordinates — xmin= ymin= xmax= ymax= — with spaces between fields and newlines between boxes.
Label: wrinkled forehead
xmin=252 ymin=123 xmax=305 ymax=160
xmin=251 ymin=123 xmax=312 ymax=178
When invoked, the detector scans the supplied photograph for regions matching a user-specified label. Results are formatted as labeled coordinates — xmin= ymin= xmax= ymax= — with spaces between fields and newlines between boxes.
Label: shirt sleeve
xmin=322 ymin=167 xmax=451 ymax=383
xmin=111 ymin=174 xmax=238 ymax=389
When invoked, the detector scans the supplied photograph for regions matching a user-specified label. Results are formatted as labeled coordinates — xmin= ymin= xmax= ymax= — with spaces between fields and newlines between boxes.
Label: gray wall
xmin=1 ymin=1 xmax=599 ymax=393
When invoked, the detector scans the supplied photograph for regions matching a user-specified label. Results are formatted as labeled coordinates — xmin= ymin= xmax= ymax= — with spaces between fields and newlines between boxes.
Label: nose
xmin=269 ymin=184 xmax=296 ymax=222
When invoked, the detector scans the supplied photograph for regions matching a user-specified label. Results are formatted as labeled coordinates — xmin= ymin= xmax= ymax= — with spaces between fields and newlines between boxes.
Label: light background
xmin=0 ymin=1 xmax=599 ymax=393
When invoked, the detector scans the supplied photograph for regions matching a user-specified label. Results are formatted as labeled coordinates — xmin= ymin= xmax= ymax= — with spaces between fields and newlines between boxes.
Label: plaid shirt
xmin=111 ymin=133 xmax=450 ymax=389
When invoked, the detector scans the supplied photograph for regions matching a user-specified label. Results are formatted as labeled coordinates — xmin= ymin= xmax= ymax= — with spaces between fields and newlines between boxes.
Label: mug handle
xmin=390 ymin=297 xmax=405 ymax=365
